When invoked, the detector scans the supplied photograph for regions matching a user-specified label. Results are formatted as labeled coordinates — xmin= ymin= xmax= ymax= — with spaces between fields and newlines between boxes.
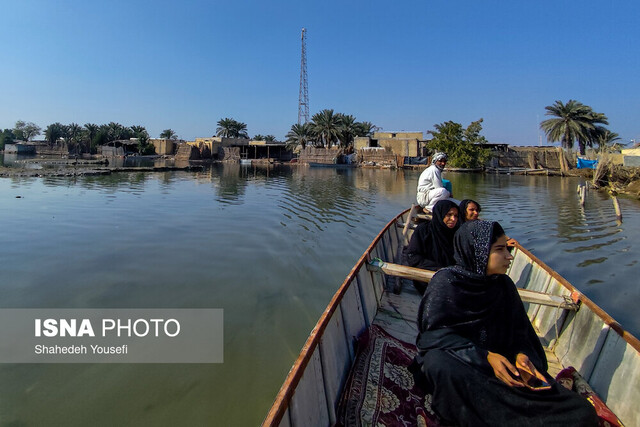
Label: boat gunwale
xmin=513 ymin=242 xmax=640 ymax=353
xmin=262 ymin=209 xmax=408 ymax=426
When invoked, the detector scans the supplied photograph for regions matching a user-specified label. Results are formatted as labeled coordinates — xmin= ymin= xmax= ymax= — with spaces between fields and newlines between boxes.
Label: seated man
xmin=416 ymin=152 xmax=451 ymax=212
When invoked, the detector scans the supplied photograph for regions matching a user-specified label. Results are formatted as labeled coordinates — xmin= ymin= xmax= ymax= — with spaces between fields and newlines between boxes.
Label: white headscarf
xmin=432 ymin=152 xmax=448 ymax=170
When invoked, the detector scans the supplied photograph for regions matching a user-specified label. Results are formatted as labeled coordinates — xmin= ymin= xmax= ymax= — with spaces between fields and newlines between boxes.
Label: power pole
xmin=298 ymin=28 xmax=309 ymax=125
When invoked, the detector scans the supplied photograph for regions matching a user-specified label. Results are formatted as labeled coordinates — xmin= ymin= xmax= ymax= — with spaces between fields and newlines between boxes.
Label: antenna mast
xmin=298 ymin=28 xmax=309 ymax=125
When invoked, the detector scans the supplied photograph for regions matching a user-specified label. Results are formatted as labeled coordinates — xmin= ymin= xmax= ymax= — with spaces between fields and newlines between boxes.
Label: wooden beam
xmin=401 ymin=204 xmax=419 ymax=246
xmin=366 ymin=260 xmax=578 ymax=310
xmin=366 ymin=259 xmax=435 ymax=282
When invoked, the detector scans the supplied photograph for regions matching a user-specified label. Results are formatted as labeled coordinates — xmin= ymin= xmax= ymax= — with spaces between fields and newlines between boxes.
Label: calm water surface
xmin=1 ymin=165 xmax=639 ymax=426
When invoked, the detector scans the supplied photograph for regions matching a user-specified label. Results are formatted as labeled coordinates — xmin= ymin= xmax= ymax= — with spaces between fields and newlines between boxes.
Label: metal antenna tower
xmin=298 ymin=28 xmax=309 ymax=125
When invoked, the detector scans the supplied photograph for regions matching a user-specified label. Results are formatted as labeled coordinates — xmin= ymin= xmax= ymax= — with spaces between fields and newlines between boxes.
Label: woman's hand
xmin=515 ymin=353 xmax=548 ymax=383
xmin=487 ymin=351 xmax=524 ymax=387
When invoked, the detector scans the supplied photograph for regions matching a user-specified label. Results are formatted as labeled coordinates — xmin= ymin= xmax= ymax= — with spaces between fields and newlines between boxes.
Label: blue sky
xmin=2 ymin=0 xmax=638 ymax=146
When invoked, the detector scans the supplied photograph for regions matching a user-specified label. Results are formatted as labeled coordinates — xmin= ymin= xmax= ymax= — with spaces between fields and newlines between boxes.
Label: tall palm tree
xmin=66 ymin=123 xmax=83 ymax=153
xmin=578 ymin=111 xmax=609 ymax=154
xmin=355 ymin=121 xmax=378 ymax=137
xmin=84 ymin=123 xmax=99 ymax=153
xmin=45 ymin=122 xmax=66 ymax=147
xmin=540 ymin=100 xmax=608 ymax=155
xmin=311 ymin=109 xmax=340 ymax=147
xmin=216 ymin=118 xmax=248 ymax=139
xmin=595 ymin=129 xmax=621 ymax=152
xmin=285 ymin=123 xmax=313 ymax=150
xmin=160 ymin=129 xmax=178 ymax=140
xmin=337 ymin=113 xmax=358 ymax=147
xmin=105 ymin=122 xmax=130 ymax=142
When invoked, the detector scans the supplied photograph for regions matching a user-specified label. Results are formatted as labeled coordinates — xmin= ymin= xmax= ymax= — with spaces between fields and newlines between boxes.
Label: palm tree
xmin=540 ymin=100 xmax=608 ymax=155
xmin=160 ymin=129 xmax=178 ymax=140
xmin=285 ymin=123 xmax=313 ymax=150
xmin=66 ymin=123 xmax=84 ymax=154
xmin=337 ymin=113 xmax=358 ymax=147
xmin=264 ymin=135 xmax=277 ymax=143
xmin=45 ymin=122 xmax=66 ymax=147
xmin=311 ymin=109 xmax=340 ymax=147
xmin=253 ymin=134 xmax=266 ymax=141
xmin=595 ymin=129 xmax=622 ymax=152
xmin=355 ymin=121 xmax=378 ymax=137
xmin=216 ymin=118 xmax=248 ymax=139
xmin=105 ymin=122 xmax=130 ymax=142
xmin=84 ymin=123 xmax=99 ymax=153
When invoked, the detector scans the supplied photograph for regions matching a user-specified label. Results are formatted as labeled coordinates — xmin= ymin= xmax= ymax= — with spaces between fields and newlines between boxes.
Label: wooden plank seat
xmin=367 ymin=259 xmax=579 ymax=311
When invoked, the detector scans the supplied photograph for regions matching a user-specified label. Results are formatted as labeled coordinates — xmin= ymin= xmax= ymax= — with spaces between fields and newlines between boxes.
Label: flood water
xmin=1 ymin=164 xmax=639 ymax=426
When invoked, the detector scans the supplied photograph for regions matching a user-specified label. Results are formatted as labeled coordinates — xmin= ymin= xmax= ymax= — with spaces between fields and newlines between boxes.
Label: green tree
xmin=105 ymin=122 xmax=131 ymax=141
xmin=354 ymin=121 xmax=378 ymax=138
xmin=159 ymin=129 xmax=177 ymax=140
xmin=253 ymin=134 xmax=266 ymax=141
xmin=0 ymin=129 xmax=16 ymax=150
xmin=84 ymin=123 xmax=99 ymax=153
xmin=540 ymin=100 xmax=609 ymax=155
xmin=66 ymin=123 xmax=84 ymax=153
xmin=14 ymin=120 xmax=41 ymax=141
xmin=216 ymin=118 xmax=248 ymax=139
xmin=311 ymin=109 xmax=340 ymax=147
xmin=44 ymin=122 xmax=66 ymax=146
xmin=595 ymin=129 xmax=622 ymax=152
xmin=427 ymin=119 xmax=491 ymax=168
xmin=337 ymin=113 xmax=358 ymax=147
xmin=264 ymin=135 xmax=277 ymax=143
xmin=285 ymin=123 xmax=312 ymax=150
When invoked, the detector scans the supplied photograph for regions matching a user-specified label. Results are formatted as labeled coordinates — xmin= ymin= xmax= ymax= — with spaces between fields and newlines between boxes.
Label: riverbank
xmin=0 ymin=164 xmax=203 ymax=178
xmin=3 ymin=156 xmax=640 ymax=200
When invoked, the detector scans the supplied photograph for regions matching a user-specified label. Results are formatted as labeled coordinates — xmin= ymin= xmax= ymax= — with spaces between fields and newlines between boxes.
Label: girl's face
xmin=465 ymin=203 xmax=480 ymax=221
xmin=443 ymin=207 xmax=458 ymax=229
xmin=486 ymin=234 xmax=514 ymax=275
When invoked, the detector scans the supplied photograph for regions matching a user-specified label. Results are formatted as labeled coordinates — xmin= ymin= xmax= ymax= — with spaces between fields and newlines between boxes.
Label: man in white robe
xmin=416 ymin=152 xmax=451 ymax=212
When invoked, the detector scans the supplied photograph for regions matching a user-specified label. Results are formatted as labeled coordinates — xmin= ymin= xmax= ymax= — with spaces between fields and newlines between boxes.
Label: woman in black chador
xmin=404 ymin=199 xmax=459 ymax=293
xmin=415 ymin=220 xmax=598 ymax=426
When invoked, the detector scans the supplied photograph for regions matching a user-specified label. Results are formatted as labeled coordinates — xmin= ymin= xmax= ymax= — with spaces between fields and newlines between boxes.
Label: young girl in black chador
xmin=415 ymin=220 xmax=598 ymax=426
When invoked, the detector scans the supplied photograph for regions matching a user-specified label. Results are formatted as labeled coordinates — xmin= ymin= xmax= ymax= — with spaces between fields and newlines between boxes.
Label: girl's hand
xmin=487 ymin=351 xmax=524 ymax=387
xmin=515 ymin=353 xmax=548 ymax=383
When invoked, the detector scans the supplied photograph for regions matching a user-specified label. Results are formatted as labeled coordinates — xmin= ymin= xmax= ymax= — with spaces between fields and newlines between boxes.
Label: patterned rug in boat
xmin=336 ymin=325 xmax=440 ymax=426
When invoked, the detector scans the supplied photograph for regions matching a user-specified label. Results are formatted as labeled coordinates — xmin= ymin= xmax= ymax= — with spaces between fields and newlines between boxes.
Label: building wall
xmin=623 ymin=156 xmax=640 ymax=167
xmin=354 ymin=135 xmax=419 ymax=157
xmin=354 ymin=137 xmax=370 ymax=151
xmin=150 ymin=139 xmax=175 ymax=155
xmin=373 ymin=131 xmax=423 ymax=140
xmin=622 ymin=147 xmax=640 ymax=157
xmin=4 ymin=143 xmax=36 ymax=154
xmin=298 ymin=147 xmax=341 ymax=164
xmin=377 ymin=138 xmax=418 ymax=157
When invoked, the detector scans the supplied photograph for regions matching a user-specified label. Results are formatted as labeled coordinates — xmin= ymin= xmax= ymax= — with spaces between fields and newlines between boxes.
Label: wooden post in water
xmin=578 ymin=184 xmax=586 ymax=207
xmin=612 ymin=195 xmax=622 ymax=221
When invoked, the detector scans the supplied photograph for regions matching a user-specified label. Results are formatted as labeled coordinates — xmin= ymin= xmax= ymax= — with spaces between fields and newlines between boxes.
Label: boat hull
xmin=264 ymin=209 xmax=640 ymax=426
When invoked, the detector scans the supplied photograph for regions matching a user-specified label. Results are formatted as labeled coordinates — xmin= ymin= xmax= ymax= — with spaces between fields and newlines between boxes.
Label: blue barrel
xmin=442 ymin=178 xmax=452 ymax=194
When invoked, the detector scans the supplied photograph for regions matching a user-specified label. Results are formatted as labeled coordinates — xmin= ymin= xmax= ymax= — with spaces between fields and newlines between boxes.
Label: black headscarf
xmin=417 ymin=220 xmax=546 ymax=371
xmin=458 ymin=199 xmax=481 ymax=224
xmin=405 ymin=199 xmax=460 ymax=271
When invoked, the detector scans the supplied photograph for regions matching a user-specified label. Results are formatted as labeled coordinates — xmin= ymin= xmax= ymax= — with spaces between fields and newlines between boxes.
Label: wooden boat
xmin=264 ymin=208 xmax=640 ymax=426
